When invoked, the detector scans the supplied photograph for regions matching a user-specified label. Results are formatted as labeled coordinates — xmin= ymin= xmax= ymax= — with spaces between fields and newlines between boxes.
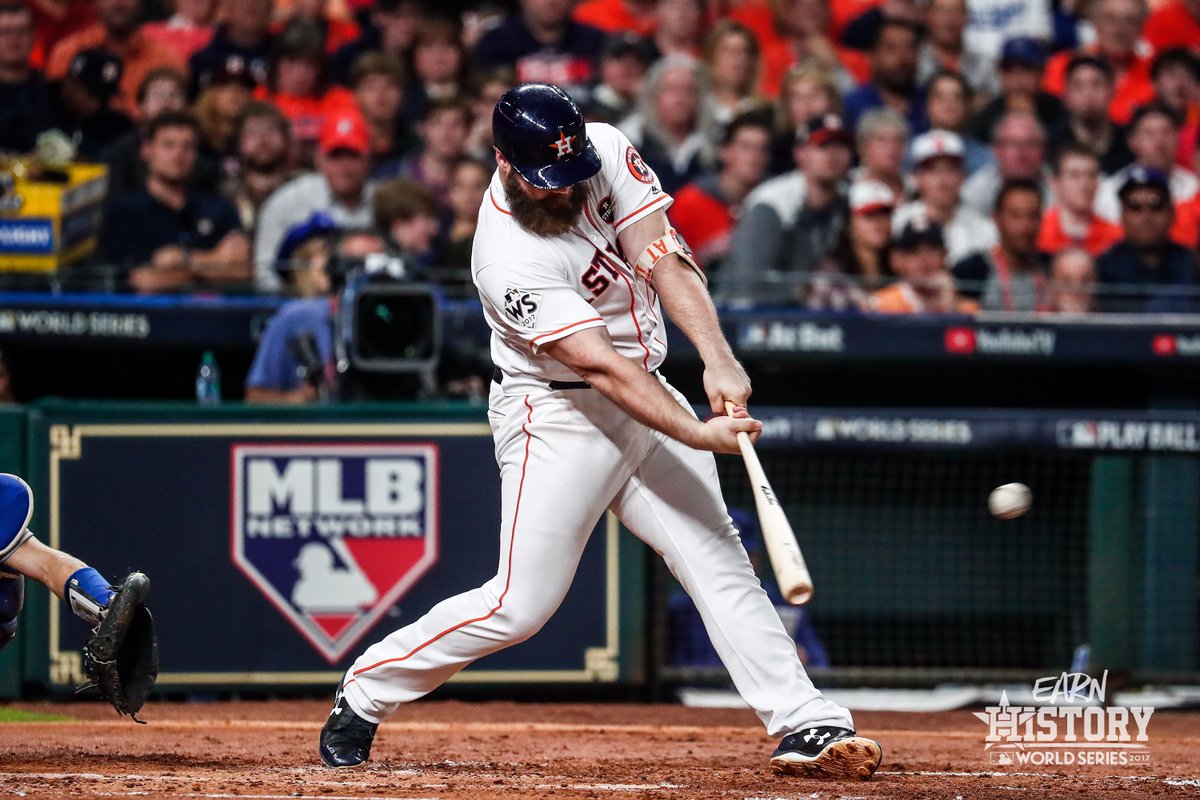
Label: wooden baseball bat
xmin=725 ymin=401 xmax=814 ymax=605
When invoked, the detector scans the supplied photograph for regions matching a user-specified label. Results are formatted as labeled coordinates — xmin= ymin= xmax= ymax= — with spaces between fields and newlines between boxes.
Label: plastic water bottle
xmin=196 ymin=350 xmax=221 ymax=405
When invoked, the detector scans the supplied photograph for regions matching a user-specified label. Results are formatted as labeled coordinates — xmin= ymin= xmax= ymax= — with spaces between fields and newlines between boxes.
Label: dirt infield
xmin=0 ymin=700 xmax=1197 ymax=799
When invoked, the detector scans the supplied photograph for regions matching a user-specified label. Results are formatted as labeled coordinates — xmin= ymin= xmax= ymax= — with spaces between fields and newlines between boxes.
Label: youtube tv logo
xmin=945 ymin=327 xmax=976 ymax=354
xmin=1152 ymin=334 xmax=1177 ymax=356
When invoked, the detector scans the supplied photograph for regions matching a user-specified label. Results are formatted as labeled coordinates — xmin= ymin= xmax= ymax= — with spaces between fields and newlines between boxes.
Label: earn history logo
xmin=230 ymin=444 xmax=440 ymax=662
xmin=975 ymin=671 xmax=1153 ymax=767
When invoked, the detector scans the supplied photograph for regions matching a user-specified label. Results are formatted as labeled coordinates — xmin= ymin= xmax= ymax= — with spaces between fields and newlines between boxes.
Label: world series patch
xmin=503 ymin=288 xmax=542 ymax=328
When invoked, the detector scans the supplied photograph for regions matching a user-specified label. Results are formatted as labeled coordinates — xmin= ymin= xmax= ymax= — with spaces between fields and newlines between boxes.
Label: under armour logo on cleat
xmin=803 ymin=730 xmax=831 ymax=745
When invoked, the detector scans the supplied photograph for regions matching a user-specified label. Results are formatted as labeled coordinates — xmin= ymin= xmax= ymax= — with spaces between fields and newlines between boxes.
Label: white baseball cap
xmin=911 ymin=129 xmax=965 ymax=166
xmin=848 ymin=180 xmax=896 ymax=214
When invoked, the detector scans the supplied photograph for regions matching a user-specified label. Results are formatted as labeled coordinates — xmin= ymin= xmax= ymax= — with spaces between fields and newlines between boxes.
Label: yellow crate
xmin=0 ymin=163 xmax=109 ymax=272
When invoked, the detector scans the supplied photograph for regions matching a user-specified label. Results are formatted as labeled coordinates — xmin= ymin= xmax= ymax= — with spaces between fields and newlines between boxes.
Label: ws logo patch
xmin=231 ymin=444 xmax=439 ymax=662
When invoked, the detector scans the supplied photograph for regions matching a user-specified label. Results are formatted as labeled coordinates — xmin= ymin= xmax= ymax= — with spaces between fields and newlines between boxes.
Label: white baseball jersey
xmin=473 ymin=123 xmax=672 ymax=394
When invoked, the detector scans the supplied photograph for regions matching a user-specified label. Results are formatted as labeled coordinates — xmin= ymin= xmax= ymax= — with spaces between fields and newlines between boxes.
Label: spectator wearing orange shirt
xmin=257 ymin=22 xmax=357 ymax=159
xmin=1040 ymin=144 xmax=1125 ymax=256
xmin=572 ymin=0 xmax=656 ymax=37
xmin=142 ymin=0 xmax=216 ymax=60
xmin=870 ymin=218 xmax=978 ymax=313
xmin=1042 ymin=0 xmax=1156 ymax=125
xmin=46 ymin=0 xmax=185 ymax=117
xmin=1142 ymin=0 xmax=1200 ymax=54
xmin=671 ymin=110 xmax=773 ymax=277
xmin=759 ymin=0 xmax=867 ymax=100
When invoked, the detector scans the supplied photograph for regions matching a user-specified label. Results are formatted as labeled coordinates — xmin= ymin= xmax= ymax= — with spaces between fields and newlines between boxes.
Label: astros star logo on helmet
xmin=549 ymin=131 xmax=576 ymax=160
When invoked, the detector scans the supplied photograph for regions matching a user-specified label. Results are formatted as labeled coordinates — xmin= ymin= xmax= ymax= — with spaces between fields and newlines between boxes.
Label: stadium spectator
xmin=188 ymin=0 xmax=274 ymax=98
xmin=724 ymin=113 xmax=853 ymax=306
xmin=100 ymin=67 xmax=189 ymax=199
xmin=402 ymin=17 xmax=471 ymax=125
xmin=1042 ymin=0 xmax=1156 ymax=125
xmin=274 ymin=0 xmax=360 ymax=56
xmin=671 ymin=110 xmax=773 ymax=277
xmin=870 ymin=218 xmax=978 ymax=313
xmin=962 ymin=110 xmax=1051 ymax=216
xmin=373 ymin=178 xmax=441 ymax=275
xmin=350 ymin=52 xmax=410 ymax=165
xmin=221 ymin=101 xmax=296 ymax=234
xmin=1149 ymin=48 xmax=1200 ymax=170
xmin=1096 ymin=167 xmax=1198 ymax=312
xmin=1039 ymin=144 xmax=1124 ymax=257
xmin=254 ymin=109 xmax=377 ymax=292
xmin=585 ymin=33 xmax=651 ymax=124
xmin=968 ymin=37 xmax=1065 ymax=145
xmin=818 ymin=178 xmax=896 ymax=304
xmin=572 ymin=0 xmax=656 ymax=37
xmin=842 ymin=16 xmax=925 ymax=134
xmin=0 ymin=2 xmax=55 ymax=154
xmin=99 ymin=111 xmax=250 ymax=293
xmin=770 ymin=62 xmax=841 ymax=172
xmin=246 ymin=228 xmax=387 ymax=403
xmin=1046 ymin=247 xmax=1097 ymax=314
xmin=1049 ymin=55 xmax=1135 ymax=176
xmin=953 ymin=178 xmax=1047 ymax=311
xmin=1095 ymin=103 xmax=1200 ymax=222
xmin=142 ymin=0 xmax=216 ymax=59
xmin=618 ymin=54 xmax=718 ymax=194
xmin=850 ymin=108 xmax=909 ymax=205
xmin=758 ymin=0 xmax=862 ymax=99
xmin=195 ymin=56 xmax=257 ymax=170
xmin=473 ymin=0 xmax=607 ymax=103
xmin=258 ymin=22 xmax=357 ymax=156
xmin=330 ymin=0 xmax=421 ymax=86
xmin=893 ymin=129 xmax=996 ymax=264
xmin=704 ymin=21 xmax=764 ymax=127
xmin=962 ymin=0 xmax=1053 ymax=61
xmin=917 ymin=0 xmax=995 ymax=98
xmin=440 ymin=157 xmax=491 ymax=272
xmin=49 ymin=48 xmax=135 ymax=161
xmin=45 ymin=0 xmax=185 ymax=117
xmin=377 ymin=97 xmax=471 ymax=212
xmin=920 ymin=70 xmax=991 ymax=176
xmin=1143 ymin=0 xmax=1200 ymax=55
xmin=651 ymin=0 xmax=706 ymax=59
xmin=464 ymin=67 xmax=516 ymax=160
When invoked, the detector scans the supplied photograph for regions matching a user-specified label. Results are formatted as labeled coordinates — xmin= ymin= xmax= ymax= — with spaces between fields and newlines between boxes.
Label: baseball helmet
xmin=493 ymin=83 xmax=602 ymax=190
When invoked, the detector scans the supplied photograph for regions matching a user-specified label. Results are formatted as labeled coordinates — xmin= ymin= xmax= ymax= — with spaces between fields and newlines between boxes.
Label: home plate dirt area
xmin=0 ymin=701 xmax=1197 ymax=799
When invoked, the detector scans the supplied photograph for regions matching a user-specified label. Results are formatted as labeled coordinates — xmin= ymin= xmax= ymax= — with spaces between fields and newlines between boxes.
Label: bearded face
xmin=501 ymin=167 xmax=587 ymax=237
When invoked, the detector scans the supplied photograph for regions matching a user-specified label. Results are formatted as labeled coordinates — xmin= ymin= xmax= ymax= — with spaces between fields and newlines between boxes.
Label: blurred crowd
xmin=0 ymin=0 xmax=1199 ymax=317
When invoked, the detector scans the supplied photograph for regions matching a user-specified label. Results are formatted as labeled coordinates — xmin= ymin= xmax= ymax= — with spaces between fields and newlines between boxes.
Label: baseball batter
xmin=320 ymin=83 xmax=882 ymax=780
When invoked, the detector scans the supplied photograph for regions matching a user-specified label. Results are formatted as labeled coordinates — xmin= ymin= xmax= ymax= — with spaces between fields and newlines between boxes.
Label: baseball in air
xmin=989 ymin=483 xmax=1032 ymax=519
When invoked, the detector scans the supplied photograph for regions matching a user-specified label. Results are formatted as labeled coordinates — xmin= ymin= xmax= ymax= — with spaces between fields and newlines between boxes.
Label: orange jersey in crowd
xmin=669 ymin=183 xmax=735 ymax=269
xmin=1172 ymin=193 xmax=1200 ymax=248
xmin=1037 ymin=207 xmax=1125 ymax=257
xmin=256 ymin=85 xmax=358 ymax=145
xmin=1042 ymin=45 xmax=1156 ymax=125
xmin=572 ymin=0 xmax=657 ymax=36
xmin=870 ymin=283 xmax=979 ymax=314
xmin=46 ymin=25 xmax=186 ymax=116
xmin=1143 ymin=0 xmax=1200 ymax=53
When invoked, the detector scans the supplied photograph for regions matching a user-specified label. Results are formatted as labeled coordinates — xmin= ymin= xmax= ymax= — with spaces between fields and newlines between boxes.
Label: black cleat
xmin=319 ymin=696 xmax=378 ymax=768
xmin=770 ymin=726 xmax=882 ymax=779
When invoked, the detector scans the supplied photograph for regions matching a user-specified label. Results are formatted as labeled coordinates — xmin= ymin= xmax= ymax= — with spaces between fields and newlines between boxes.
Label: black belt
xmin=493 ymin=366 xmax=590 ymax=391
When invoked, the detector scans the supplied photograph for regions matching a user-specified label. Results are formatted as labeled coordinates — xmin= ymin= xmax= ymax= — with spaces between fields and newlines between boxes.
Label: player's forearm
xmin=582 ymin=355 xmax=708 ymax=448
xmin=653 ymin=257 xmax=736 ymax=366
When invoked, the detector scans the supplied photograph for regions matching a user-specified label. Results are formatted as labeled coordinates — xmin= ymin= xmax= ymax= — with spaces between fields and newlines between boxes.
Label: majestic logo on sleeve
xmin=231 ymin=444 xmax=440 ymax=663
xmin=550 ymin=131 xmax=577 ymax=159
xmin=626 ymin=146 xmax=655 ymax=184
xmin=503 ymin=287 xmax=542 ymax=328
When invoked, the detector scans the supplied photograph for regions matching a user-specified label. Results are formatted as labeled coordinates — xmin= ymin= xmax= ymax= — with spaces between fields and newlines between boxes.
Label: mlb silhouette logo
xmin=231 ymin=443 xmax=440 ymax=662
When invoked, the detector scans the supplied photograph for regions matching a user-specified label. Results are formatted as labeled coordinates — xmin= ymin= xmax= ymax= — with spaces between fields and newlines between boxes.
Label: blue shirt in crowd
xmin=245 ymin=298 xmax=333 ymax=392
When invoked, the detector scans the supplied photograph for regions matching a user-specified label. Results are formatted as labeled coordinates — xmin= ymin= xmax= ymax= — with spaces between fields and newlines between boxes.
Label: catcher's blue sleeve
xmin=0 ymin=473 xmax=34 ymax=563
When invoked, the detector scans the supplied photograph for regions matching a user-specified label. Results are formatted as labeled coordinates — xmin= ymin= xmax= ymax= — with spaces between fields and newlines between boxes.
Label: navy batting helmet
xmin=493 ymin=83 xmax=602 ymax=190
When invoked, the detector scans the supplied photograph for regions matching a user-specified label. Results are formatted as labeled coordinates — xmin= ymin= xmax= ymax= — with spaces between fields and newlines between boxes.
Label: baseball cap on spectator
xmin=319 ymin=110 xmax=371 ymax=156
xmin=999 ymin=37 xmax=1047 ymax=70
xmin=849 ymin=180 xmax=895 ymax=215
xmin=276 ymin=211 xmax=339 ymax=267
xmin=602 ymin=32 xmax=654 ymax=66
xmin=198 ymin=56 xmax=258 ymax=91
xmin=1118 ymin=166 xmax=1172 ymax=202
xmin=893 ymin=218 xmax=946 ymax=250
xmin=911 ymin=129 xmax=965 ymax=166
xmin=67 ymin=48 xmax=124 ymax=100
xmin=797 ymin=113 xmax=853 ymax=146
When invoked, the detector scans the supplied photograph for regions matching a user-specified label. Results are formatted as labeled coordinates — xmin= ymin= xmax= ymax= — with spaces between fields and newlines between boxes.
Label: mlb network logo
xmin=231 ymin=444 xmax=439 ymax=662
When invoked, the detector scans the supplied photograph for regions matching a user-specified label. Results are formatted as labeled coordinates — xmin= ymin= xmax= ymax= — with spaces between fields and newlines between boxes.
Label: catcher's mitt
xmin=79 ymin=572 xmax=158 ymax=723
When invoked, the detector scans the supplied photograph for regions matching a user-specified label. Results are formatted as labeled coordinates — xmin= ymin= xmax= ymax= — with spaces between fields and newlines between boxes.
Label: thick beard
xmin=501 ymin=169 xmax=587 ymax=237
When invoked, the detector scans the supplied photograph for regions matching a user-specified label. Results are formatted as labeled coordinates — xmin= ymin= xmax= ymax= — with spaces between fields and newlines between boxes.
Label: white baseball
xmin=989 ymin=483 xmax=1032 ymax=519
